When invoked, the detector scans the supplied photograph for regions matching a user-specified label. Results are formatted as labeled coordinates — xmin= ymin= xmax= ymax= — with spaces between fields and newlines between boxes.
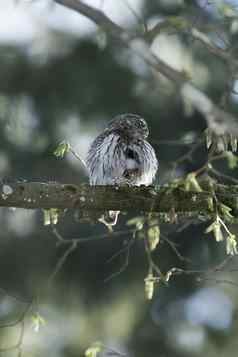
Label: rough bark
xmin=0 ymin=182 xmax=238 ymax=216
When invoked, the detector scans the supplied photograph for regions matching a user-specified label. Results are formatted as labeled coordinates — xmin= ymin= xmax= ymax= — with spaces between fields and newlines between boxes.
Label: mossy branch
xmin=0 ymin=181 xmax=238 ymax=216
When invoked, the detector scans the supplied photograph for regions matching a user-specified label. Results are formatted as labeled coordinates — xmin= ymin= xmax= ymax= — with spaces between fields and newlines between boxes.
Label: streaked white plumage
xmin=86 ymin=113 xmax=158 ymax=224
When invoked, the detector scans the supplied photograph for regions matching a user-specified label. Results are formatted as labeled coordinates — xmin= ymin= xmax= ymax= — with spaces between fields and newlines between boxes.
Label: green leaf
xmin=50 ymin=208 xmax=60 ymax=225
xmin=43 ymin=209 xmax=51 ymax=226
xmin=53 ymin=141 xmax=70 ymax=158
xmin=42 ymin=208 xmax=60 ymax=226
xmin=184 ymin=173 xmax=203 ymax=192
xmin=226 ymin=234 xmax=238 ymax=255
xmin=207 ymin=196 xmax=214 ymax=212
xmin=213 ymin=222 xmax=224 ymax=242
xmin=31 ymin=313 xmax=46 ymax=333
xmin=205 ymin=220 xmax=223 ymax=242
xmin=148 ymin=225 xmax=160 ymax=251
xmin=85 ymin=342 xmax=103 ymax=357
xmin=219 ymin=203 xmax=234 ymax=221
xmin=144 ymin=273 xmax=154 ymax=300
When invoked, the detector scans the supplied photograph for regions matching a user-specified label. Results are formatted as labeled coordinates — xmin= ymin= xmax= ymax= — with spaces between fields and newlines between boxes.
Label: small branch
xmin=68 ymin=147 xmax=87 ymax=172
xmin=104 ymin=237 xmax=134 ymax=282
xmin=51 ymin=226 xmax=133 ymax=245
xmin=161 ymin=233 xmax=191 ymax=262
xmin=148 ymin=19 xmax=238 ymax=70
xmin=0 ymin=301 xmax=32 ymax=355
xmin=170 ymin=139 xmax=203 ymax=179
xmin=49 ymin=241 xmax=77 ymax=282
xmin=151 ymin=138 xmax=203 ymax=147
xmin=208 ymin=166 xmax=238 ymax=184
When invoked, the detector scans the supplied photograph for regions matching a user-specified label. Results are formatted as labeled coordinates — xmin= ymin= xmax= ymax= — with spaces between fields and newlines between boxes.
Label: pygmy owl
xmin=86 ymin=113 xmax=158 ymax=225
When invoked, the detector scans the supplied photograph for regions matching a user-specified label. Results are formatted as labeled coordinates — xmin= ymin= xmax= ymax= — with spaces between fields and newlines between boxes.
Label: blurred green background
xmin=1 ymin=0 xmax=238 ymax=356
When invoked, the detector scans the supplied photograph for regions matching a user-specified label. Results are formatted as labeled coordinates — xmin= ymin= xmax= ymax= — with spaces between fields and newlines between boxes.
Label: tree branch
xmin=54 ymin=0 xmax=238 ymax=136
xmin=55 ymin=0 xmax=125 ymax=37
xmin=0 ymin=181 xmax=238 ymax=216
xmin=147 ymin=19 xmax=238 ymax=71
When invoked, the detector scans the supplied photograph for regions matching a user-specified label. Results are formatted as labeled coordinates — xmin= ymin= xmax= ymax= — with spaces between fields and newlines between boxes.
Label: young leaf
xmin=148 ymin=225 xmax=160 ymax=251
xmin=226 ymin=234 xmax=238 ymax=255
xmin=144 ymin=273 xmax=155 ymax=300
xmin=53 ymin=141 xmax=70 ymax=158
xmin=31 ymin=313 xmax=46 ymax=333
xmin=85 ymin=342 xmax=103 ymax=357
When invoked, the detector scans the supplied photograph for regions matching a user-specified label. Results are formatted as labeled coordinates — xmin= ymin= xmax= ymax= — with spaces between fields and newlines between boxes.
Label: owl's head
xmin=106 ymin=113 xmax=149 ymax=139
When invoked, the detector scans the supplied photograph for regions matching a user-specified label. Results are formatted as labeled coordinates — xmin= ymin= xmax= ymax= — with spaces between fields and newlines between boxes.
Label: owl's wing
xmin=86 ymin=133 xmax=126 ymax=185
xmin=123 ymin=141 xmax=158 ymax=185
xmin=139 ymin=141 xmax=158 ymax=185
xmin=86 ymin=134 xmax=158 ymax=186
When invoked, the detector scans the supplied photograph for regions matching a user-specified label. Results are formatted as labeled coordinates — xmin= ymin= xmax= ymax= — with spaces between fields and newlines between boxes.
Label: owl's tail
xmin=99 ymin=210 xmax=120 ymax=227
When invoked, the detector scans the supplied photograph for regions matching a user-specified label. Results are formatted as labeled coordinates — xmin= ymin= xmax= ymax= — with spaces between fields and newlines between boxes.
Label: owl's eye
xmin=139 ymin=120 xmax=147 ymax=129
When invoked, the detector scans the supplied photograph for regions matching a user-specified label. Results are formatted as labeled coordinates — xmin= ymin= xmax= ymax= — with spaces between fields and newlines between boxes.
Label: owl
xmin=86 ymin=113 xmax=158 ymax=225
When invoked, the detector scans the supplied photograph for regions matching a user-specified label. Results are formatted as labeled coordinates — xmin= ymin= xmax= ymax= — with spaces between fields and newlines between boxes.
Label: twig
xmin=196 ymin=277 xmax=238 ymax=288
xmin=161 ymin=233 xmax=191 ymax=262
xmin=51 ymin=226 xmax=134 ymax=246
xmin=208 ymin=166 xmax=238 ymax=184
xmin=0 ymin=287 xmax=32 ymax=305
xmin=151 ymin=138 xmax=202 ymax=147
xmin=0 ymin=301 xmax=32 ymax=355
xmin=144 ymin=229 xmax=163 ymax=278
xmin=170 ymin=139 xmax=203 ymax=179
xmin=50 ymin=226 xmax=136 ymax=282
xmin=106 ymin=237 xmax=135 ymax=264
xmin=101 ymin=344 xmax=127 ymax=357
xmin=68 ymin=146 xmax=87 ymax=172
xmin=104 ymin=233 xmax=136 ymax=282
xmin=49 ymin=241 xmax=77 ymax=282
xmin=0 ymin=304 xmax=31 ymax=329
xmin=123 ymin=0 xmax=146 ymax=32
